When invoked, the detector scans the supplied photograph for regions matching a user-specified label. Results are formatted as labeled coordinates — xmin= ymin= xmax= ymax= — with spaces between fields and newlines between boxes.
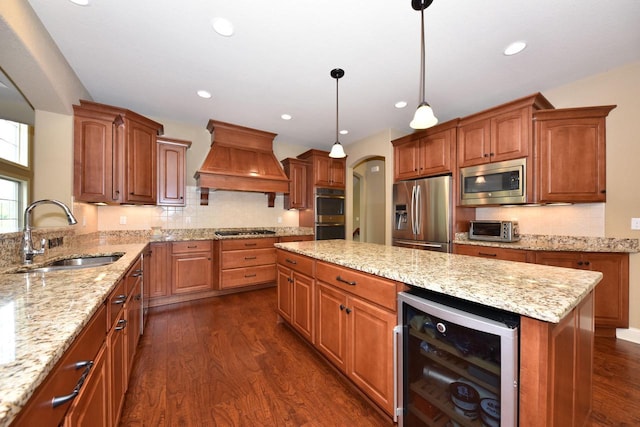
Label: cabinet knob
xmin=339 ymin=304 xmax=345 ymax=311
xmin=577 ymin=261 xmax=583 ymax=266
xmin=345 ymin=308 xmax=352 ymax=314
xmin=584 ymin=261 xmax=590 ymax=266
xmin=483 ymin=153 xmax=489 ymax=157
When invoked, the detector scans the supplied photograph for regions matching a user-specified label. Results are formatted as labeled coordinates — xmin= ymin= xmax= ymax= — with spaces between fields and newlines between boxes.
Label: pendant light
xmin=409 ymin=0 xmax=438 ymax=129
xmin=329 ymin=68 xmax=346 ymax=158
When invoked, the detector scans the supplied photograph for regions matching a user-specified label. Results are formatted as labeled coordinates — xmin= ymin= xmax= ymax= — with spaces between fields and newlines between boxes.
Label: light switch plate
xmin=631 ymin=218 xmax=640 ymax=230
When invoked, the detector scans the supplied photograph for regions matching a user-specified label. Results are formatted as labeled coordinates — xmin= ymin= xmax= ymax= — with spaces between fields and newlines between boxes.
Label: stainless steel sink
xmin=8 ymin=254 xmax=123 ymax=274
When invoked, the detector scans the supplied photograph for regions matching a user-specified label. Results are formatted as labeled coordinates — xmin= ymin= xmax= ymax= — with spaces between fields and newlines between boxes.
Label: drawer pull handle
xmin=285 ymin=258 xmax=297 ymax=265
xmin=244 ymin=243 xmax=258 ymax=247
xmin=113 ymin=295 xmax=126 ymax=305
xmin=478 ymin=252 xmax=497 ymax=257
xmin=336 ymin=276 xmax=356 ymax=286
xmin=245 ymin=273 xmax=257 ymax=278
xmin=115 ymin=319 xmax=127 ymax=331
xmin=51 ymin=360 xmax=94 ymax=408
xmin=187 ymin=245 xmax=198 ymax=248
xmin=244 ymin=256 xmax=257 ymax=260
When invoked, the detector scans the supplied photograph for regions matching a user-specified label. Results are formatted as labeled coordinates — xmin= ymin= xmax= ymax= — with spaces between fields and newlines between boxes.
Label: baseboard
xmin=616 ymin=327 xmax=640 ymax=344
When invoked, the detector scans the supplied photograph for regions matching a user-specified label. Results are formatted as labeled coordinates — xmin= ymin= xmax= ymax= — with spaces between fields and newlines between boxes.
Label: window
xmin=0 ymin=119 xmax=32 ymax=231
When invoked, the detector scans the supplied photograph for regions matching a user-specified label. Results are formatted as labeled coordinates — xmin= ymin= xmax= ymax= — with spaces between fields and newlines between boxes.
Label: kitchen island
xmin=275 ymin=239 xmax=604 ymax=426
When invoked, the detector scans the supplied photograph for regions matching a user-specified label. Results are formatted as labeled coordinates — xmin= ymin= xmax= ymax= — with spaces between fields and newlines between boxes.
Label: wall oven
xmin=397 ymin=289 xmax=519 ymax=426
xmin=460 ymin=157 xmax=526 ymax=206
xmin=315 ymin=188 xmax=345 ymax=240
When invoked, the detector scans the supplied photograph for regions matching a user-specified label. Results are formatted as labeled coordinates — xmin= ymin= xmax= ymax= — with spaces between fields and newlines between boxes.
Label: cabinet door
xmin=313 ymin=156 xmax=332 ymax=187
xmin=157 ymin=141 xmax=187 ymax=206
xmin=491 ymin=106 xmax=530 ymax=162
xmin=536 ymin=115 xmax=606 ymax=203
xmin=315 ymin=282 xmax=348 ymax=371
xmin=109 ymin=311 xmax=127 ymax=426
xmin=457 ymin=119 xmax=491 ymax=168
xmin=277 ymin=265 xmax=293 ymax=323
xmin=419 ymin=129 xmax=454 ymax=176
xmin=63 ymin=345 xmax=109 ymax=427
xmin=172 ymin=252 xmax=213 ymax=294
xmin=283 ymin=159 xmax=308 ymax=209
xmin=292 ymin=272 xmax=314 ymax=342
xmin=126 ymin=278 xmax=142 ymax=376
xmin=149 ymin=242 xmax=170 ymax=298
xmin=585 ymin=253 xmax=628 ymax=330
xmin=125 ymin=119 xmax=157 ymax=204
xmin=394 ymin=139 xmax=420 ymax=180
xmin=329 ymin=158 xmax=346 ymax=188
xmin=347 ymin=296 xmax=396 ymax=414
xmin=73 ymin=115 xmax=116 ymax=203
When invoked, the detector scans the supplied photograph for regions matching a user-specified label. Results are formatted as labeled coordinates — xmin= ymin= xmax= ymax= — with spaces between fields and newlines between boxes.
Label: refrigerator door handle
xmin=410 ymin=184 xmax=416 ymax=235
xmin=415 ymin=184 xmax=421 ymax=234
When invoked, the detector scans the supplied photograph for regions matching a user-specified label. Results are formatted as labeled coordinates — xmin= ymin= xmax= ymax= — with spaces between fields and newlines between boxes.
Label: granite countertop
xmin=0 ymin=226 xmax=313 ymax=427
xmin=0 ymin=242 xmax=146 ymax=427
xmin=275 ymin=240 xmax=603 ymax=324
xmin=453 ymin=233 xmax=639 ymax=253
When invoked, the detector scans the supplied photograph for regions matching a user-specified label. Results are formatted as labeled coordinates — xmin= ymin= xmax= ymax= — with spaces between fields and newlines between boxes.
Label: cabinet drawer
xmin=277 ymin=250 xmax=314 ymax=277
xmin=13 ymin=305 xmax=107 ymax=427
xmin=107 ymin=280 xmax=127 ymax=329
xmin=171 ymin=240 xmax=212 ymax=254
xmin=454 ymin=244 xmax=533 ymax=263
xmin=278 ymin=235 xmax=314 ymax=243
xmin=221 ymin=237 xmax=277 ymax=251
xmin=222 ymin=248 xmax=276 ymax=269
xmin=316 ymin=261 xmax=398 ymax=311
xmin=221 ymin=265 xmax=277 ymax=289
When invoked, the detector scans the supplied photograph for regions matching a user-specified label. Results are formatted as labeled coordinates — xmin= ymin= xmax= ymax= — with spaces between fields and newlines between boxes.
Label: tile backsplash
xmin=97 ymin=186 xmax=300 ymax=231
xmin=476 ymin=203 xmax=605 ymax=237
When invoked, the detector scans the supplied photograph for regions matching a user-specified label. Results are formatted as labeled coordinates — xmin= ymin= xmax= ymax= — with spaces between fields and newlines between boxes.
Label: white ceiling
xmin=26 ymin=0 xmax=640 ymax=150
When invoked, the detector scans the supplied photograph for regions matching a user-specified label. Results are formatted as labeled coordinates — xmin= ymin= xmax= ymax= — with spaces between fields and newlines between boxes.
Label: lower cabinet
xmin=108 ymin=310 xmax=127 ymax=426
xmin=453 ymin=243 xmax=534 ymax=263
xmin=171 ymin=241 xmax=214 ymax=294
xmin=276 ymin=249 xmax=406 ymax=417
xmin=148 ymin=241 xmax=171 ymax=298
xmin=218 ymin=238 xmax=277 ymax=290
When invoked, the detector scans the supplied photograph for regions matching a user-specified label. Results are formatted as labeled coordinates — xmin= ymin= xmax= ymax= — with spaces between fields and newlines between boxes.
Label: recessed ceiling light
xmin=197 ymin=90 xmax=212 ymax=99
xmin=69 ymin=0 xmax=90 ymax=5
xmin=340 ymin=130 xmax=348 ymax=135
xmin=395 ymin=101 xmax=408 ymax=109
xmin=281 ymin=114 xmax=292 ymax=120
xmin=504 ymin=41 xmax=527 ymax=56
xmin=211 ymin=17 xmax=234 ymax=37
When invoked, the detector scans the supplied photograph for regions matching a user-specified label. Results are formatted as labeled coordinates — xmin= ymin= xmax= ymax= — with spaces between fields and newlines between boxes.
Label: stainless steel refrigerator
xmin=392 ymin=175 xmax=452 ymax=252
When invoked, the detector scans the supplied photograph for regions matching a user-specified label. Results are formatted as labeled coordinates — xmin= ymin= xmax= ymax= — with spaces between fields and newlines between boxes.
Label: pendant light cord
xmin=335 ymin=75 xmax=340 ymax=143
xmin=419 ymin=5 xmax=425 ymax=104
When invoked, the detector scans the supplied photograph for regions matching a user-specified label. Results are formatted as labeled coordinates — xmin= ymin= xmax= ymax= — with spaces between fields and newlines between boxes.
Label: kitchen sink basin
xmin=8 ymin=254 xmax=124 ymax=274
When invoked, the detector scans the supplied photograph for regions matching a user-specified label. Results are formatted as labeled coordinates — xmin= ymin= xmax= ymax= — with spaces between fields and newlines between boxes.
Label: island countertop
xmin=275 ymin=239 xmax=603 ymax=324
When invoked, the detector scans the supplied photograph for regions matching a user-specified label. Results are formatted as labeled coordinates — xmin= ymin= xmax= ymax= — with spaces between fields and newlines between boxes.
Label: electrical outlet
xmin=119 ymin=216 xmax=127 ymax=225
xmin=632 ymin=218 xmax=640 ymax=230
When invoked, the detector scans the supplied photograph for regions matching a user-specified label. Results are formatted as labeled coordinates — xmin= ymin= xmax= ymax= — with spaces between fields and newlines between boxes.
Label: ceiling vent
xmin=194 ymin=120 xmax=289 ymax=206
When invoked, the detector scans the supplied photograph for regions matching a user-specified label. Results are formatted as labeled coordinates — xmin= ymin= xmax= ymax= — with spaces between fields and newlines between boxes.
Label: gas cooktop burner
xmin=214 ymin=229 xmax=277 ymax=237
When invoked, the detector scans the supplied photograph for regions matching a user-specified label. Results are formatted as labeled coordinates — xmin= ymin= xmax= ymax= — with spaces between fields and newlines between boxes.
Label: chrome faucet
xmin=22 ymin=199 xmax=78 ymax=264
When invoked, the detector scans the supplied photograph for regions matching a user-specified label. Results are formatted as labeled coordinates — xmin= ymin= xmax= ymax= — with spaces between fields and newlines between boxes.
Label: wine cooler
xmin=397 ymin=289 xmax=519 ymax=426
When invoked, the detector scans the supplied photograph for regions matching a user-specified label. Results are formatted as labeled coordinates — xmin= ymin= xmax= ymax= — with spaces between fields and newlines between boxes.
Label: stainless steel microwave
xmin=460 ymin=158 xmax=526 ymax=206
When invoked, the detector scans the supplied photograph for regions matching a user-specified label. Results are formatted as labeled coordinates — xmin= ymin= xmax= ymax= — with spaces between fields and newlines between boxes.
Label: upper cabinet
xmin=534 ymin=106 xmax=615 ymax=203
xmin=297 ymin=149 xmax=346 ymax=189
xmin=73 ymin=100 xmax=164 ymax=205
xmin=157 ymin=137 xmax=191 ymax=206
xmin=457 ymin=93 xmax=554 ymax=168
xmin=392 ymin=119 xmax=458 ymax=181
xmin=281 ymin=157 xmax=309 ymax=209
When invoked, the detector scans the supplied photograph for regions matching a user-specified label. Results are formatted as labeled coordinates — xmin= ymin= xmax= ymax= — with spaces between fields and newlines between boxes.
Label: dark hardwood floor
xmin=119 ymin=288 xmax=640 ymax=426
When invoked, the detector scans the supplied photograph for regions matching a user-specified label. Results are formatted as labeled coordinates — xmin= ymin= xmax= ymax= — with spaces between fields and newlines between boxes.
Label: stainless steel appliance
xmin=315 ymin=188 xmax=345 ymax=240
xmin=393 ymin=175 xmax=452 ymax=252
xmin=397 ymin=289 xmax=519 ymax=426
xmin=469 ymin=220 xmax=520 ymax=242
xmin=460 ymin=157 xmax=526 ymax=206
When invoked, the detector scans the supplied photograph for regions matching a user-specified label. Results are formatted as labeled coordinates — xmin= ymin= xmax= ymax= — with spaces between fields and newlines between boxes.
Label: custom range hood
xmin=194 ymin=120 xmax=289 ymax=206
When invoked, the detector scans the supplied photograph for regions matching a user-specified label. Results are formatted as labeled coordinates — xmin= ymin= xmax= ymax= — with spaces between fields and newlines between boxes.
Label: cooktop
xmin=214 ymin=229 xmax=277 ymax=237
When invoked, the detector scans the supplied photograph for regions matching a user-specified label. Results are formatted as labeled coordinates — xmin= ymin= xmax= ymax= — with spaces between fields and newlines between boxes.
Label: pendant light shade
xmin=329 ymin=68 xmax=346 ymax=158
xmin=410 ymin=0 xmax=438 ymax=130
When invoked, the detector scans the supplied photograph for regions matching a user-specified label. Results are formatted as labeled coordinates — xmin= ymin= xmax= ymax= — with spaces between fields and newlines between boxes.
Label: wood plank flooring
xmin=119 ymin=287 xmax=640 ymax=426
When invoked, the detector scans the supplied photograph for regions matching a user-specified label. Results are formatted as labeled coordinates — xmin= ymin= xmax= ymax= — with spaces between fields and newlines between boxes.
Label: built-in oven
xmin=315 ymin=187 xmax=345 ymax=240
xmin=397 ymin=289 xmax=519 ymax=426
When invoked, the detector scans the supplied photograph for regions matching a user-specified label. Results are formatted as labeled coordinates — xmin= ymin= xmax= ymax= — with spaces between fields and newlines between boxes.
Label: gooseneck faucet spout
xmin=22 ymin=199 xmax=78 ymax=264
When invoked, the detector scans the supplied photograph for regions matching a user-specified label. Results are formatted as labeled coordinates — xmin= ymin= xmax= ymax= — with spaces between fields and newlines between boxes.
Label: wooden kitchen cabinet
xmin=171 ymin=241 xmax=214 ymax=294
xmin=314 ymin=261 xmax=401 ymax=415
xmin=148 ymin=242 xmax=170 ymax=298
xmin=297 ymin=149 xmax=346 ymax=188
xmin=276 ymin=250 xmax=315 ymax=341
xmin=281 ymin=157 xmax=309 ymax=209
xmin=457 ymin=93 xmax=553 ymax=168
xmin=534 ymin=251 xmax=629 ymax=335
xmin=392 ymin=120 xmax=458 ymax=181
xmin=10 ymin=305 xmax=107 ymax=427
xmin=218 ymin=238 xmax=277 ymax=290
xmin=157 ymin=137 xmax=191 ymax=206
xmin=453 ymin=243 xmax=534 ymax=263
xmin=534 ymin=105 xmax=615 ymax=203
xmin=73 ymin=100 xmax=163 ymax=205
xmin=125 ymin=257 xmax=143 ymax=376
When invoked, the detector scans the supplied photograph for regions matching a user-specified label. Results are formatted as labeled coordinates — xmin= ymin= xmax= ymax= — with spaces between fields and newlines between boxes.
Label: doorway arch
xmin=351 ymin=156 xmax=385 ymax=244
